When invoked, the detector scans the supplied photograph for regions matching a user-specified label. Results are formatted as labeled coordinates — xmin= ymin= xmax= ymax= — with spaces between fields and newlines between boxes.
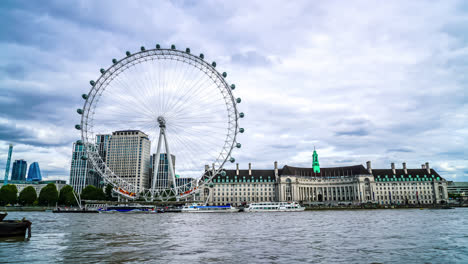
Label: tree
xmin=81 ymin=185 xmax=106 ymax=201
xmin=38 ymin=183 xmax=59 ymax=206
xmin=105 ymin=184 xmax=113 ymax=200
xmin=18 ymin=186 xmax=37 ymax=205
xmin=0 ymin=184 xmax=18 ymax=205
xmin=58 ymin=185 xmax=77 ymax=206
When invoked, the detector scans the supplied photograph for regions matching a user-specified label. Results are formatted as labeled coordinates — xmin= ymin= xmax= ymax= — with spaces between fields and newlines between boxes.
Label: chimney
xmin=391 ymin=163 xmax=396 ymax=175
xmin=249 ymin=163 xmax=252 ymax=176
xmin=421 ymin=164 xmax=426 ymax=169
xmin=366 ymin=161 xmax=372 ymax=174
xmin=236 ymin=163 xmax=239 ymax=176
xmin=274 ymin=161 xmax=278 ymax=176
xmin=402 ymin=162 xmax=407 ymax=174
xmin=425 ymin=162 xmax=430 ymax=174
xmin=205 ymin=164 xmax=209 ymax=171
xmin=212 ymin=163 xmax=215 ymax=174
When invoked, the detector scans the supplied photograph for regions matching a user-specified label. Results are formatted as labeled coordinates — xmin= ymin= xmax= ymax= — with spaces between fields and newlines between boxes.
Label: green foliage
xmin=38 ymin=183 xmax=59 ymax=206
xmin=18 ymin=186 xmax=37 ymax=205
xmin=448 ymin=193 xmax=461 ymax=199
xmin=105 ymin=184 xmax=113 ymax=200
xmin=58 ymin=185 xmax=77 ymax=206
xmin=81 ymin=185 xmax=106 ymax=201
xmin=0 ymin=184 xmax=18 ymax=205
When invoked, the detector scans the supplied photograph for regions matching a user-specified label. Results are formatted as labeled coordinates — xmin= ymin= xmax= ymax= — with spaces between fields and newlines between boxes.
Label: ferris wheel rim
xmin=78 ymin=46 xmax=241 ymax=199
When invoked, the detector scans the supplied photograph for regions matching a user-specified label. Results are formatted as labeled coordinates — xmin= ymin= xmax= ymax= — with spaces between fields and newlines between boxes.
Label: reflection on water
xmin=1 ymin=209 xmax=468 ymax=263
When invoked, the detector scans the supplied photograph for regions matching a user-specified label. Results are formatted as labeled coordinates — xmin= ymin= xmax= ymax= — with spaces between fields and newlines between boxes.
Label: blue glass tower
xmin=27 ymin=162 xmax=42 ymax=181
xmin=11 ymin=160 xmax=27 ymax=181
xmin=152 ymin=153 xmax=176 ymax=190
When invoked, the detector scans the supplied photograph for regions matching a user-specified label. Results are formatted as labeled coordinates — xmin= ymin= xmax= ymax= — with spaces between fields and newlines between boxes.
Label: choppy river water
xmin=1 ymin=208 xmax=467 ymax=263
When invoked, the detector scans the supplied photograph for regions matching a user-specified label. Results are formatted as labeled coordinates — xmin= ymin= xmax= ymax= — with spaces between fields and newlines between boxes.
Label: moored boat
xmin=181 ymin=203 xmax=239 ymax=213
xmin=98 ymin=205 xmax=156 ymax=213
xmin=245 ymin=202 xmax=305 ymax=212
xmin=0 ymin=213 xmax=32 ymax=238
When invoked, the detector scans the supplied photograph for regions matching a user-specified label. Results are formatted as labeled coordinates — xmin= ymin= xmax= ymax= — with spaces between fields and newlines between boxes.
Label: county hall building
xmin=200 ymin=150 xmax=448 ymax=206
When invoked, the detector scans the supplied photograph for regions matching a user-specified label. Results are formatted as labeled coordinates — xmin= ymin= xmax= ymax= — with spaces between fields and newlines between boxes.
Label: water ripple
xmin=0 ymin=209 xmax=467 ymax=263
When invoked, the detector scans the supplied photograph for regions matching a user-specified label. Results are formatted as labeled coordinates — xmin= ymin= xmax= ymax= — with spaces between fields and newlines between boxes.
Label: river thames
xmin=1 ymin=208 xmax=467 ymax=263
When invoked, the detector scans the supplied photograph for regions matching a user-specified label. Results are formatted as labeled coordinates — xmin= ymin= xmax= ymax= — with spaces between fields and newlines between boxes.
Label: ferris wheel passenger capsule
xmin=76 ymin=140 xmax=83 ymax=145
xmin=231 ymin=84 xmax=235 ymax=90
xmin=230 ymin=157 xmax=235 ymax=163
xmin=171 ymin=44 xmax=176 ymax=50
xmin=81 ymin=94 xmax=88 ymax=99
xmin=236 ymin=98 xmax=241 ymax=103
xmin=236 ymin=143 xmax=241 ymax=148
xmin=75 ymin=124 xmax=81 ymax=130
xmin=77 ymin=109 xmax=83 ymax=115
xmin=222 ymin=72 xmax=227 ymax=78
xmin=89 ymin=80 xmax=95 ymax=86
xmin=239 ymin=112 xmax=245 ymax=118
xmin=140 ymin=46 xmax=145 ymax=51
xmin=112 ymin=58 xmax=117 ymax=64
xmin=126 ymin=51 xmax=131 ymax=57
xmin=186 ymin=48 xmax=190 ymax=53
xmin=199 ymin=53 xmax=204 ymax=59
xmin=239 ymin=128 xmax=245 ymax=133
xmin=88 ymin=169 xmax=95 ymax=174
xmin=212 ymin=61 xmax=216 ymax=67
xmin=100 ymin=68 xmax=105 ymax=74
xmin=81 ymin=155 xmax=88 ymax=160
xmin=156 ymin=44 xmax=161 ymax=49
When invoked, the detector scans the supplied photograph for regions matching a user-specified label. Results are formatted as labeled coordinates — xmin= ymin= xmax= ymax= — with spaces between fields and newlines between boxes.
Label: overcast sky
xmin=0 ymin=0 xmax=467 ymax=182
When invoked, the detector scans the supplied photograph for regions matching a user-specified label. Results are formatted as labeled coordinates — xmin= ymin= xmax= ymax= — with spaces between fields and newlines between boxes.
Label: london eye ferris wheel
xmin=75 ymin=44 xmax=244 ymax=200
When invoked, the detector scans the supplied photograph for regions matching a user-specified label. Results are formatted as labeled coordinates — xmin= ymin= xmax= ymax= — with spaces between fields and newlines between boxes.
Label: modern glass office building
xmin=69 ymin=135 xmax=110 ymax=194
xmin=11 ymin=159 xmax=27 ymax=181
xmin=151 ymin=153 xmax=176 ymax=191
xmin=27 ymin=162 xmax=42 ymax=181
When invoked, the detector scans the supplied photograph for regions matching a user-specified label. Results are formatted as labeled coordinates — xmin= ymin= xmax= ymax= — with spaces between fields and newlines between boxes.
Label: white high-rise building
xmin=106 ymin=130 xmax=151 ymax=193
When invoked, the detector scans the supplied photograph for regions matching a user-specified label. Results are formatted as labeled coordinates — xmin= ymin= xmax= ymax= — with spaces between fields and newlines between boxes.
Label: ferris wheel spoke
xmin=168 ymin=82 xmax=224 ymax=119
xmin=120 ymin=65 xmax=158 ymax=117
xmin=164 ymin=58 xmax=188 ymax=114
xmin=163 ymin=58 xmax=204 ymax=115
xmin=168 ymin=131 xmax=223 ymax=170
xmin=164 ymin=64 xmax=214 ymax=114
xmin=111 ymin=74 xmax=157 ymax=118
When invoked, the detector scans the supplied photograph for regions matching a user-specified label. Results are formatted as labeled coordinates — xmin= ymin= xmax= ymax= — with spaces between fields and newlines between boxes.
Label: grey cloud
xmin=0 ymin=64 xmax=25 ymax=79
xmin=271 ymin=144 xmax=296 ymax=149
xmin=231 ymin=51 xmax=272 ymax=67
xmin=0 ymin=121 xmax=71 ymax=147
xmin=387 ymin=148 xmax=413 ymax=153
xmin=335 ymin=159 xmax=354 ymax=163
xmin=335 ymin=128 xmax=369 ymax=137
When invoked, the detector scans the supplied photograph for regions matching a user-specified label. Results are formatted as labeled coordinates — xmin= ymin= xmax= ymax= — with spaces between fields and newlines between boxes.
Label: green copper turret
xmin=312 ymin=148 xmax=320 ymax=173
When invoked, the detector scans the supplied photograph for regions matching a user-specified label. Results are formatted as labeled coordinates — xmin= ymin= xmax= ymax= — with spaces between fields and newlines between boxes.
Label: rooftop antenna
xmin=3 ymin=144 xmax=13 ymax=186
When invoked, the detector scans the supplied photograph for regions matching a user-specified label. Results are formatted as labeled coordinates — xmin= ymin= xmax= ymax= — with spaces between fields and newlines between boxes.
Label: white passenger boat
xmin=181 ymin=203 xmax=240 ymax=213
xmin=245 ymin=202 xmax=305 ymax=212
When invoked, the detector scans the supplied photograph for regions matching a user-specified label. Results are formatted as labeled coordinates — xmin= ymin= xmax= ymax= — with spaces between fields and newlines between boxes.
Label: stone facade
xmin=10 ymin=180 xmax=67 ymax=195
xmin=200 ymin=161 xmax=449 ymax=206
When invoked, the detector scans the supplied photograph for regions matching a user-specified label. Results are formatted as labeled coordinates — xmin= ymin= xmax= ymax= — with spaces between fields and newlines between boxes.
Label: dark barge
xmin=0 ymin=213 xmax=32 ymax=238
